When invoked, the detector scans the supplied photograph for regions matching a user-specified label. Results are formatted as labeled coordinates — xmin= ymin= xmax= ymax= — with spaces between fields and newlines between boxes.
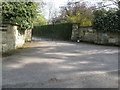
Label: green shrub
xmin=2 ymin=2 xmax=40 ymax=30
xmin=93 ymin=9 xmax=120 ymax=33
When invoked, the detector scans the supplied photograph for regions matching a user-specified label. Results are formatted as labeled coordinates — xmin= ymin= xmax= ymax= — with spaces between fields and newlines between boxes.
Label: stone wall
xmin=71 ymin=24 xmax=119 ymax=46
xmin=25 ymin=29 xmax=32 ymax=42
xmin=2 ymin=25 xmax=16 ymax=53
xmin=1 ymin=24 xmax=32 ymax=53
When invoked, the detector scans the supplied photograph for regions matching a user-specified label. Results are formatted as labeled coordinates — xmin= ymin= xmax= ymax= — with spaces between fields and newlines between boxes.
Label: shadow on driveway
xmin=2 ymin=38 xmax=119 ymax=88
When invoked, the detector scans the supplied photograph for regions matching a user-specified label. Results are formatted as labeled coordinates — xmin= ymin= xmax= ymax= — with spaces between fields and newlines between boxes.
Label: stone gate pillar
xmin=71 ymin=23 xmax=80 ymax=41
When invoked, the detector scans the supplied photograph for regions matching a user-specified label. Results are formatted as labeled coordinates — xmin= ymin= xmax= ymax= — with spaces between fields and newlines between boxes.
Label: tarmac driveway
xmin=2 ymin=38 xmax=119 ymax=88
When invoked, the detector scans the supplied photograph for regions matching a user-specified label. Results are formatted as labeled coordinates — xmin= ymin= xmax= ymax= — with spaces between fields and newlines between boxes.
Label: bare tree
xmin=96 ymin=0 xmax=120 ymax=10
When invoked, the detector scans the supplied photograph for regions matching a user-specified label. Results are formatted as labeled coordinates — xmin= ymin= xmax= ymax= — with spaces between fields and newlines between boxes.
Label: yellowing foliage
xmin=66 ymin=11 xmax=92 ymax=26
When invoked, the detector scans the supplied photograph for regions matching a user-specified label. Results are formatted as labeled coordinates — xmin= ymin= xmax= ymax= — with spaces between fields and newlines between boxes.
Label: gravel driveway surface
xmin=2 ymin=38 xmax=119 ymax=88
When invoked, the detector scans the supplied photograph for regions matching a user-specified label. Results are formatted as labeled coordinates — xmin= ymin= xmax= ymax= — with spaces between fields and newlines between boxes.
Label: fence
xmin=33 ymin=23 xmax=119 ymax=46
xmin=33 ymin=23 xmax=73 ymax=41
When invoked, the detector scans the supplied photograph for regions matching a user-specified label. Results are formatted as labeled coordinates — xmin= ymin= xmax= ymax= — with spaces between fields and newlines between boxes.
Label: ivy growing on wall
xmin=2 ymin=2 xmax=40 ymax=30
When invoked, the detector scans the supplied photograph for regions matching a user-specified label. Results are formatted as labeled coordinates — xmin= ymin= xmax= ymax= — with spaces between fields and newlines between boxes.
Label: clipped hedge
xmin=33 ymin=23 xmax=73 ymax=40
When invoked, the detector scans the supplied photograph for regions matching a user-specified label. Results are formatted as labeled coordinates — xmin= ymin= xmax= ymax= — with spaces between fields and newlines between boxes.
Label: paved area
xmin=2 ymin=38 xmax=119 ymax=88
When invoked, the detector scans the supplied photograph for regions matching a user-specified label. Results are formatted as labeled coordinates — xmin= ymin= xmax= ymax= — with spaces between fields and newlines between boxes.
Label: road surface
xmin=2 ymin=38 xmax=119 ymax=88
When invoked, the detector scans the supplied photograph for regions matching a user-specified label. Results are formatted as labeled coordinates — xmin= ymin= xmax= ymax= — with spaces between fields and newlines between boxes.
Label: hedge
xmin=32 ymin=23 xmax=73 ymax=40
xmin=2 ymin=2 xmax=39 ymax=30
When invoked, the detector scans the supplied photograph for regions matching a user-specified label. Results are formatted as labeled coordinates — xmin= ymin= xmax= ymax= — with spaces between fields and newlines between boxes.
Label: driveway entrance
xmin=2 ymin=38 xmax=118 ymax=88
